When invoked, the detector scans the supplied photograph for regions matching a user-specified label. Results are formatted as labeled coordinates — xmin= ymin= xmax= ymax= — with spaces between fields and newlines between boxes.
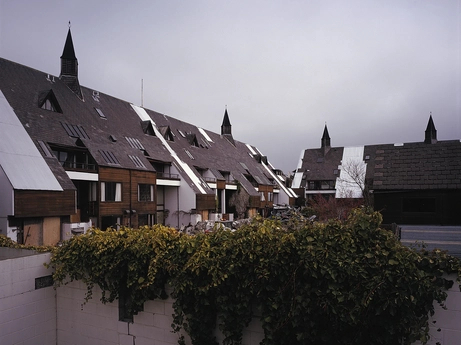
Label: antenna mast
xmin=141 ymin=79 xmax=144 ymax=107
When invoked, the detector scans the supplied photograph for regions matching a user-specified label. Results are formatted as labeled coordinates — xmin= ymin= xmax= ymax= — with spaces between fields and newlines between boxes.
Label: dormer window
xmin=141 ymin=120 xmax=156 ymax=136
xmin=186 ymin=133 xmax=199 ymax=147
xmin=38 ymin=90 xmax=62 ymax=113
xmin=159 ymin=126 xmax=174 ymax=141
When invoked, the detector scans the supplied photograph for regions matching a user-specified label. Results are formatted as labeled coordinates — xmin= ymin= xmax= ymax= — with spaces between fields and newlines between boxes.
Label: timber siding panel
xmin=196 ymin=194 xmax=216 ymax=211
xmin=98 ymin=167 xmax=157 ymax=217
xmin=130 ymin=170 xmax=157 ymax=214
xmin=14 ymin=190 xmax=76 ymax=217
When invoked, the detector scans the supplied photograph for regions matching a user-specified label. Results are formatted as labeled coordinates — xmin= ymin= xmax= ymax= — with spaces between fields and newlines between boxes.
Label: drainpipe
xmin=177 ymin=186 xmax=180 ymax=228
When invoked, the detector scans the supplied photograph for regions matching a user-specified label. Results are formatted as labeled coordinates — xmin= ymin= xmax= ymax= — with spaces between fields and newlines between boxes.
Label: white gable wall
xmin=0 ymin=164 xmax=13 ymax=239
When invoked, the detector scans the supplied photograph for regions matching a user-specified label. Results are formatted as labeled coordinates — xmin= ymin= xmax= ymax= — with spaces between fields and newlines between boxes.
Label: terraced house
xmin=292 ymin=117 xmax=461 ymax=226
xmin=0 ymin=28 xmax=296 ymax=245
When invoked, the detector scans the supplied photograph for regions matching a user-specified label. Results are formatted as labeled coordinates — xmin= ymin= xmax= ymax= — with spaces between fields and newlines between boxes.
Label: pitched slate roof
xmin=294 ymin=146 xmax=343 ymax=187
xmin=0 ymin=54 xmax=289 ymax=200
xmin=294 ymin=120 xmax=461 ymax=193
xmin=144 ymin=108 xmax=273 ymax=196
xmin=372 ymin=141 xmax=461 ymax=190
xmin=0 ymin=58 xmax=172 ymax=188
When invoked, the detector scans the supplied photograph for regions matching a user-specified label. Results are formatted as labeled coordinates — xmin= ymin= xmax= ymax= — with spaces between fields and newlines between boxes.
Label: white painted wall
xmin=0 ymin=165 xmax=13 ymax=239
xmin=56 ymin=280 xmax=263 ymax=345
xmin=0 ymin=249 xmax=56 ymax=345
xmin=423 ymin=274 xmax=461 ymax=345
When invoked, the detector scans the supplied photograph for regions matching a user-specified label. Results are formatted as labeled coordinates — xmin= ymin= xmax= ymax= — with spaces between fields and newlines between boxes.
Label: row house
xmin=292 ymin=117 xmax=461 ymax=226
xmin=0 ymin=28 xmax=296 ymax=245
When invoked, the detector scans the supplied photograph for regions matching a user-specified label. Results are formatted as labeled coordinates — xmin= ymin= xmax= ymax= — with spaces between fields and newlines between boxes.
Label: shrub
xmin=48 ymin=209 xmax=461 ymax=345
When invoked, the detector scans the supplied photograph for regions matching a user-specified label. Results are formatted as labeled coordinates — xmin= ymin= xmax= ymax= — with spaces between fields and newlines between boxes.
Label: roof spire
xmin=321 ymin=123 xmax=331 ymax=155
xmin=60 ymin=23 xmax=83 ymax=100
xmin=221 ymin=106 xmax=235 ymax=145
xmin=424 ymin=114 xmax=437 ymax=144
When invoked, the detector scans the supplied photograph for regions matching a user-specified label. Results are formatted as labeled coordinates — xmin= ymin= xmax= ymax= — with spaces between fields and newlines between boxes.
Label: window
xmin=89 ymin=182 xmax=97 ymax=202
xmin=101 ymin=182 xmax=122 ymax=202
xmin=95 ymin=108 xmax=106 ymax=118
xmin=99 ymin=150 xmax=120 ymax=165
xmin=260 ymin=191 xmax=265 ymax=201
xmin=125 ymin=137 xmax=145 ymax=150
xmin=129 ymin=155 xmax=146 ymax=169
xmin=138 ymin=184 xmax=154 ymax=202
xmin=39 ymin=90 xmax=62 ymax=113
xmin=138 ymin=214 xmax=154 ymax=227
xmin=51 ymin=147 xmax=96 ymax=170
xmin=42 ymin=99 xmax=56 ymax=111
xmin=184 ymin=149 xmax=194 ymax=160
xmin=268 ymin=192 xmax=273 ymax=202
xmin=61 ymin=122 xmax=90 ymax=139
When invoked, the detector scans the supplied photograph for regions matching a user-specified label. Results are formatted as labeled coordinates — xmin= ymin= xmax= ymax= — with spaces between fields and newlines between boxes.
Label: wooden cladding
xmin=196 ymin=194 xmax=216 ymax=211
xmin=98 ymin=167 xmax=157 ymax=217
xmin=15 ymin=190 xmax=76 ymax=217
xmin=258 ymin=185 xmax=274 ymax=209
xmin=216 ymin=179 xmax=226 ymax=190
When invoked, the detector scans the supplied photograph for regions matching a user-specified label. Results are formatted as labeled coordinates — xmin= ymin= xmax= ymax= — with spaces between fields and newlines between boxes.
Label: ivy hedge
xmin=45 ymin=208 xmax=461 ymax=345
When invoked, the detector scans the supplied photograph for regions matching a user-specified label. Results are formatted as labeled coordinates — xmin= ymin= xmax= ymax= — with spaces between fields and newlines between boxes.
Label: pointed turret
xmin=221 ymin=108 xmax=232 ymax=135
xmin=321 ymin=124 xmax=331 ymax=155
xmin=424 ymin=115 xmax=437 ymax=144
xmin=60 ymin=24 xmax=83 ymax=99
xmin=221 ymin=107 xmax=235 ymax=145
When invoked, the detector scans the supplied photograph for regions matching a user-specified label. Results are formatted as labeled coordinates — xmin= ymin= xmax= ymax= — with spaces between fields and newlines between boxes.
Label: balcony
xmin=156 ymin=171 xmax=180 ymax=179
xmin=60 ymin=160 xmax=97 ymax=172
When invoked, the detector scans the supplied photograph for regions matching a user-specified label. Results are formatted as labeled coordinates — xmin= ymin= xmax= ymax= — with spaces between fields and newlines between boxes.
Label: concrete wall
xmin=0 ymin=249 xmax=56 ymax=345
xmin=424 ymin=274 xmax=461 ymax=345
xmin=0 ymin=250 xmax=460 ymax=345
xmin=56 ymin=280 xmax=264 ymax=345
xmin=56 ymin=279 xmax=461 ymax=345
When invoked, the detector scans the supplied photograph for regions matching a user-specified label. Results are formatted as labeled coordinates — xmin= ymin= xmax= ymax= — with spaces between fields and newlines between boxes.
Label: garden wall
xmin=0 ymin=249 xmax=56 ymax=345
xmin=1 ymin=249 xmax=460 ymax=345
xmin=56 ymin=280 xmax=264 ymax=345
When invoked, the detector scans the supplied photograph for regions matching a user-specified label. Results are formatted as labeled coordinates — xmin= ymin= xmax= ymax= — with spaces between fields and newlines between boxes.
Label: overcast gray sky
xmin=1 ymin=0 xmax=460 ymax=173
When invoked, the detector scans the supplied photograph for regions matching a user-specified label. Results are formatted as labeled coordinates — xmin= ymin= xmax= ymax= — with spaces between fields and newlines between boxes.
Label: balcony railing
xmin=60 ymin=161 xmax=97 ymax=171
xmin=156 ymin=171 xmax=180 ymax=179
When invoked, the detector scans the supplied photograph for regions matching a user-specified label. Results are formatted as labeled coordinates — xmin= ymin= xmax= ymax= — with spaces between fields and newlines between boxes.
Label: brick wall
xmin=0 ymin=249 xmax=56 ymax=345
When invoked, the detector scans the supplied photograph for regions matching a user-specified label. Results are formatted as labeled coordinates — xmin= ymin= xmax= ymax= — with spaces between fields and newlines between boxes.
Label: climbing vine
xmin=45 ymin=208 xmax=461 ymax=345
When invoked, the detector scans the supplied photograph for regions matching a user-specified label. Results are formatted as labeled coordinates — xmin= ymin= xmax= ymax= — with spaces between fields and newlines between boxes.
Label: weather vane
xmin=68 ymin=21 xmax=71 ymax=28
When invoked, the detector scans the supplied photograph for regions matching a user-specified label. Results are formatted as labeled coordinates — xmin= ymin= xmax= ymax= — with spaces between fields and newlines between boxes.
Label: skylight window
xmin=99 ymin=150 xmax=120 ymax=165
xmin=240 ymin=162 xmax=249 ymax=171
xmin=38 ymin=140 xmax=53 ymax=157
xmin=95 ymin=108 xmax=106 ymax=118
xmin=254 ymin=175 xmax=264 ymax=184
xmin=185 ymin=149 xmax=194 ymax=160
xmin=178 ymin=129 xmax=186 ymax=138
xmin=125 ymin=137 xmax=145 ymax=150
xmin=61 ymin=122 xmax=90 ymax=139
xmin=129 ymin=155 xmax=146 ymax=168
